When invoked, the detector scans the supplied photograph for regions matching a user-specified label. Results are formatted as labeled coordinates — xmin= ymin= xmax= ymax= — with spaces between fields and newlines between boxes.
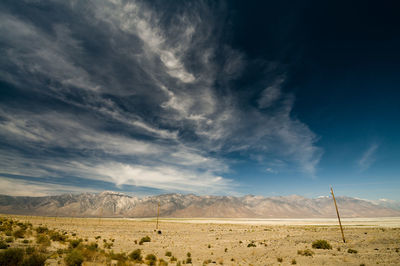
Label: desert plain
xmin=1 ymin=214 xmax=400 ymax=265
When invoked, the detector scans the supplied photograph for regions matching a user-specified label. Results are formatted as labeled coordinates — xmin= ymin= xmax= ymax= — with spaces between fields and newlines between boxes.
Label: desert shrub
xmin=5 ymin=230 xmax=12 ymax=236
xmin=69 ymin=239 xmax=83 ymax=249
xmin=170 ymin=256 xmax=177 ymax=262
xmin=186 ymin=257 xmax=192 ymax=264
xmin=94 ymin=236 xmax=101 ymax=240
xmin=139 ymin=236 xmax=151 ymax=245
xmin=65 ymin=249 xmax=84 ymax=266
xmin=159 ymin=258 xmax=168 ymax=266
xmin=297 ymin=249 xmax=314 ymax=256
xmin=22 ymin=239 xmax=29 ymax=244
xmin=36 ymin=235 xmax=50 ymax=246
xmin=145 ymin=254 xmax=157 ymax=265
xmin=0 ymin=248 xmax=24 ymax=266
xmin=176 ymin=261 xmax=181 ymax=266
xmin=277 ymin=257 xmax=283 ymax=262
xmin=5 ymin=237 xmax=14 ymax=243
xmin=103 ymin=242 xmax=113 ymax=249
xmin=17 ymin=222 xmax=27 ymax=230
xmin=208 ymin=244 xmax=211 ymax=248
xmin=86 ymin=242 xmax=98 ymax=251
xmin=165 ymin=251 xmax=172 ymax=257
xmin=13 ymin=229 xmax=26 ymax=239
xmin=291 ymin=258 xmax=297 ymax=264
xmin=247 ymin=242 xmax=256 ymax=247
xmin=57 ymin=249 xmax=65 ymax=256
xmin=129 ymin=249 xmax=142 ymax=262
xmin=348 ymin=248 xmax=358 ymax=254
xmin=224 ymin=248 xmax=228 ymax=252
xmin=49 ymin=231 xmax=67 ymax=242
xmin=72 ymin=233 xmax=76 ymax=237
xmin=25 ymin=247 xmax=36 ymax=255
xmin=186 ymin=252 xmax=191 ymax=258
xmin=22 ymin=252 xmax=47 ymax=266
xmin=0 ymin=239 xmax=8 ymax=249
xmin=108 ymin=251 xmax=128 ymax=261
xmin=35 ymin=227 xmax=48 ymax=234
xmin=312 ymin=240 xmax=332 ymax=249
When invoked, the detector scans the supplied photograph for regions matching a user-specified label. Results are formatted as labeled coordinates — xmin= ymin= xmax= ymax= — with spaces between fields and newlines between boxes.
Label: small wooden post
xmin=331 ymin=186 xmax=345 ymax=243
xmin=156 ymin=201 xmax=160 ymax=230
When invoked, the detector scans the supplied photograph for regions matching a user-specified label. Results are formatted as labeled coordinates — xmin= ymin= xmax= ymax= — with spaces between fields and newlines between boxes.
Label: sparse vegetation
xmin=312 ymin=239 xmax=332 ymax=249
xmin=277 ymin=257 xmax=283 ymax=262
xmin=22 ymin=252 xmax=47 ymax=266
xmin=69 ymin=239 xmax=83 ymax=249
xmin=165 ymin=251 xmax=172 ymax=257
xmin=348 ymin=248 xmax=358 ymax=254
xmin=103 ymin=241 xmax=113 ymax=249
xmin=247 ymin=241 xmax=256 ymax=247
xmin=49 ymin=230 xmax=68 ymax=242
xmin=298 ymin=249 xmax=314 ymax=256
xmin=0 ymin=239 xmax=8 ymax=249
xmin=139 ymin=236 xmax=151 ymax=245
xmin=65 ymin=249 xmax=84 ymax=266
xmin=291 ymin=258 xmax=297 ymax=264
xmin=35 ymin=226 xmax=49 ymax=234
xmin=145 ymin=253 xmax=157 ymax=265
xmin=159 ymin=258 xmax=168 ymax=266
xmin=129 ymin=249 xmax=142 ymax=262
xmin=0 ymin=248 xmax=24 ymax=265
xmin=13 ymin=229 xmax=25 ymax=238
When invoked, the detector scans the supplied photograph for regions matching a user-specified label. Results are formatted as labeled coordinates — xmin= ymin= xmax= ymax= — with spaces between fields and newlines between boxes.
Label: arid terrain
xmin=1 ymin=214 xmax=400 ymax=265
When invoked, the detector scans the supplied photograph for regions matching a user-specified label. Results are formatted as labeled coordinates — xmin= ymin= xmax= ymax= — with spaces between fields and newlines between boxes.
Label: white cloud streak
xmin=358 ymin=143 xmax=379 ymax=171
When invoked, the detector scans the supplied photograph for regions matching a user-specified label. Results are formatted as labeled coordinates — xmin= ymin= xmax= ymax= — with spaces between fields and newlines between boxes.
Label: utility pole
xmin=331 ymin=187 xmax=345 ymax=243
xmin=156 ymin=201 xmax=160 ymax=230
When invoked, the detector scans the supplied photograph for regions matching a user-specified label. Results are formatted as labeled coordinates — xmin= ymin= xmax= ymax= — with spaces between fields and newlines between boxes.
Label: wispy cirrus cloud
xmin=0 ymin=0 xmax=322 ymax=196
xmin=358 ymin=143 xmax=379 ymax=172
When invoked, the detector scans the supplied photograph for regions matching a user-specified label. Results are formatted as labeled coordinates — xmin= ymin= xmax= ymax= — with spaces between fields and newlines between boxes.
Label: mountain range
xmin=0 ymin=191 xmax=399 ymax=218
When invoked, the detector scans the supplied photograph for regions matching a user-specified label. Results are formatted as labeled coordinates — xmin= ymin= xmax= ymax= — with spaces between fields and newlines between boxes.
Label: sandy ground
xmin=3 ymin=215 xmax=400 ymax=265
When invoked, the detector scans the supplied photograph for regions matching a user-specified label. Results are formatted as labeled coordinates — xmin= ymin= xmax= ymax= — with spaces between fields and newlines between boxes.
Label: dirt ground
xmin=2 ymin=215 xmax=400 ymax=265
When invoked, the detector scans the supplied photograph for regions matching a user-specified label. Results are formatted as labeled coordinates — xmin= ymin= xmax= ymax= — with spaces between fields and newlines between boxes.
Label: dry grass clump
xmin=139 ymin=236 xmax=151 ymax=245
xmin=129 ymin=248 xmax=142 ymax=262
xmin=145 ymin=253 xmax=157 ymax=265
xmin=65 ymin=249 xmax=84 ymax=266
xmin=312 ymin=239 xmax=332 ymax=249
xmin=0 ymin=247 xmax=46 ymax=266
xmin=348 ymin=248 xmax=358 ymax=254
xmin=297 ymin=249 xmax=315 ymax=256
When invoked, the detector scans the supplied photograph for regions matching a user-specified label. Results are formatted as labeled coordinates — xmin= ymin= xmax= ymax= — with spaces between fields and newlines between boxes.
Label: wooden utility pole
xmin=98 ymin=207 xmax=103 ymax=225
xmin=331 ymin=187 xmax=345 ymax=243
xmin=156 ymin=201 xmax=160 ymax=230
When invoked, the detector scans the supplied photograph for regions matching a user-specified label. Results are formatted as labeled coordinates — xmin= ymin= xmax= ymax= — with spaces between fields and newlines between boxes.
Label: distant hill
xmin=0 ymin=191 xmax=399 ymax=218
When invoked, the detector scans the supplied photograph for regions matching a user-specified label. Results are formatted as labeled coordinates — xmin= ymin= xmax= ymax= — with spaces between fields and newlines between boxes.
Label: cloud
xmin=0 ymin=177 xmax=103 ymax=197
xmin=258 ymin=78 xmax=284 ymax=108
xmin=358 ymin=143 xmax=379 ymax=171
xmin=0 ymin=0 xmax=322 ymax=195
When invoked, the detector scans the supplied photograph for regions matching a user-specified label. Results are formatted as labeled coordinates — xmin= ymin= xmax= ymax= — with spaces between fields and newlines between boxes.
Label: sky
xmin=0 ymin=0 xmax=399 ymax=200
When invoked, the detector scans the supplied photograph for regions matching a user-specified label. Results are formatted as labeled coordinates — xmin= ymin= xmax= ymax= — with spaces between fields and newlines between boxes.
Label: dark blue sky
xmin=0 ymin=0 xmax=399 ymax=200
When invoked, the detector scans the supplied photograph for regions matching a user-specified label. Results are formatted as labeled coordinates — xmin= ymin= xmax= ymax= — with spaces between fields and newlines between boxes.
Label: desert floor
xmin=2 ymin=215 xmax=400 ymax=265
